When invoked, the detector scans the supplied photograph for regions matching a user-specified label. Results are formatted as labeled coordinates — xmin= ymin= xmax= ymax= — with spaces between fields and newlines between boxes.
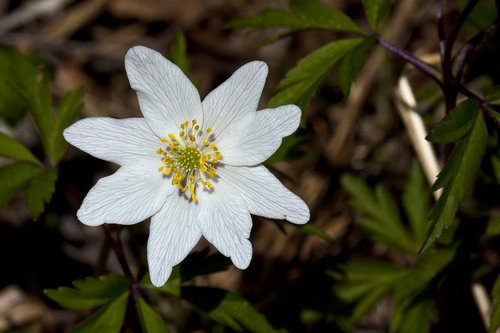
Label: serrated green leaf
xmin=24 ymin=167 xmax=58 ymax=220
xmin=362 ymin=0 xmax=393 ymax=31
xmin=52 ymin=88 xmax=83 ymax=164
xmin=136 ymin=297 xmax=170 ymax=333
xmin=421 ymin=109 xmax=488 ymax=252
xmin=270 ymin=39 xmax=362 ymax=125
xmin=403 ymin=160 xmax=431 ymax=245
xmin=426 ymin=100 xmax=479 ymax=143
xmin=332 ymin=261 xmax=409 ymax=323
xmin=70 ymin=291 xmax=129 ymax=333
xmin=0 ymin=162 xmax=42 ymax=211
xmin=0 ymin=132 xmax=41 ymax=165
xmin=27 ymin=73 xmax=55 ymax=159
xmin=490 ymin=275 xmax=500 ymax=333
xmin=168 ymin=30 xmax=190 ymax=76
xmin=182 ymin=287 xmax=284 ymax=333
xmin=228 ymin=0 xmax=362 ymax=33
xmin=341 ymin=174 xmax=415 ymax=253
xmin=337 ymin=36 xmax=375 ymax=95
xmin=391 ymin=294 xmax=436 ymax=333
xmin=0 ymin=47 xmax=47 ymax=125
xmin=44 ymin=275 xmax=130 ymax=310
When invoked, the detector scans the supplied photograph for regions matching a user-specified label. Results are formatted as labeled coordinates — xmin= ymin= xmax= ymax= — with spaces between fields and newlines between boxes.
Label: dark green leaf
xmin=0 ymin=47 xmax=47 ymax=125
xmin=486 ymin=85 xmax=500 ymax=104
xmin=24 ymin=167 xmax=58 ymax=220
xmin=27 ymin=73 xmax=54 ymax=159
xmin=332 ymin=261 xmax=409 ymax=323
xmin=421 ymin=109 xmax=488 ymax=252
xmin=266 ymin=132 xmax=305 ymax=163
xmin=0 ymin=132 xmax=41 ymax=165
xmin=391 ymin=295 xmax=436 ymax=333
xmin=300 ymin=223 xmax=333 ymax=242
xmin=337 ymin=36 xmax=375 ymax=95
xmin=52 ymin=88 xmax=83 ymax=164
xmin=0 ymin=162 xmax=42 ymax=211
xmin=402 ymin=160 xmax=431 ymax=245
xmin=136 ymin=297 xmax=170 ymax=333
xmin=182 ymin=287 xmax=284 ymax=332
xmin=270 ymin=38 xmax=363 ymax=125
xmin=228 ymin=0 xmax=362 ymax=33
xmin=168 ymin=30 xmax=190 ymax=76
xmin=426 ymin=100 xmax=479 ymax=143
xmin=485 ymin=216 xmax=500 ymax=236
xmin=70 ymin=291 xmax=129 ymax=333
xmin=341 ymin=174 xmax=415 ymax=254
xmin=490 ymin=275 xmax=500 ymax=333
xmin=362 ymin=0 xmax=393 ymax=31
xmin=44 ymin=275 xmax=130 ymax=310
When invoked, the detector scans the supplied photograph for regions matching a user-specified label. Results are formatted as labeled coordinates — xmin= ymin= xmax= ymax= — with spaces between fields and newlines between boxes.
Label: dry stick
xmin=0 ymin=0 xmax=75 ymax=35
xmin=394 ymin=76 xmax=496 ymax=333
xmin=325 ymin=0 xmax=419 ymax=165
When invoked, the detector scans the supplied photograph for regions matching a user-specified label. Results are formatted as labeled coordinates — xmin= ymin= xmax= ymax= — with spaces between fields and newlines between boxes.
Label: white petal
xmin=77 ymin=158 xmax=173 ymax=226
xmin=218 ymin=105 xmax=301 ymax=166
xmin=218 ymin=165 xmax=309 ymax=224
xmin=197 ymin=191 xmax=253 ymax=269
xmin=147 ymin=195 xmax=201 ymax=286
xmin=202 ymin=61 xmax=267 ymax=138
xmin=64 ymin=117 xmax=159 ymax=166
xmin=125 ymin=46 xmax=202 ymax=138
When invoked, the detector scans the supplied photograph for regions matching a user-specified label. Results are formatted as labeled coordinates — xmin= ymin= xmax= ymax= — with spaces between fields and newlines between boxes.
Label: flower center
xmin=156 ymin=119 xmax=221 ymax=203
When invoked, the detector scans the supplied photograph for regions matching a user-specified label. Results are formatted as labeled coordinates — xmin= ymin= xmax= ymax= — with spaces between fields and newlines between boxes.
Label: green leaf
xmin=421 ymin=109 xmax=488 ymax=252
xmin=0 ymin=132 xmax=41 ymax=165
xmin=52 ymin=88 xmax=83 ymax=164
xmin=270 ymin=38 xmax=363 ymax=125
xmin=402 ymin=160 xmax=431 ymax=245
xmin=70 ymin=291 xmax=129 ymax=333
xmin=490 ymin=275 xmax=500 ymax=333
xmin=136 ymin=297 xmax=170 ymax=333
xmin=391 ymin=294 xmax=436 ymax=333
xmin=0 ymin=47 xmax=47 ymax=125
xmin=300 ymin=223 xmax=333 ymax=242
xmin=27 ymin=73 xmax=55 ymax=159
xmin=426 ymin=100 xmax=480 ymax=143
xmin=332 ymin=261 xmax=409 ymax=323
xmin=168 ymin=30 xmax=190 ymax=76
xmin=341 ymin=174 xmax=415 ymax=254
xmin=336 ymin=36 xmax=375 ymax=95
xmin=182 ymin=287 xmax=284 ymax=332
xmin=44 ymin=275 xmax=130 ymax=310
xmin=362 ymin=0 xmax=393 ymax=31
xmin=228 ymin=0 xmax=362 ymax=33
xmin=266 ymin=132 xmax=305 ymax=163
xmin=0 ymin=162 xmax=42 ymax=211
xmin=485 ymin=84 xmax=500 ymax=104
xmin=24 ymin=167 xmax=58 ymax=220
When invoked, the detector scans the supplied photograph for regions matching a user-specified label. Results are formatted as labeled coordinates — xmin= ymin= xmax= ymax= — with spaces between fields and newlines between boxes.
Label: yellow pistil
xmin=155 ymin=118 xmax=221 ymax=202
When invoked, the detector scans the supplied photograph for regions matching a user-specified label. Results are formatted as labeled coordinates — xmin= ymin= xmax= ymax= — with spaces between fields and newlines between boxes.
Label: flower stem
xmin=103 ymin=226 xmax=138 ymax=286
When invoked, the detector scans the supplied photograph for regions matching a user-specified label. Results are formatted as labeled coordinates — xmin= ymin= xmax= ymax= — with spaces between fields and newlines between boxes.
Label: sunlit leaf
xmin=70 ymin=291 xmax=129 ymax=333
xmin=0 ymin=132 xmax=41 ymax=165
xmin=403 ymin=160 xmax=431 ymax=245
xmin=44 ymin=275 xmax=130 ymax=310
xmin=168 ymin=30 xmax=190 ymax=76
xmin=270 ymin=39 xmax=363 ymax=125
xmin=52 ymin=88 xmax=83 ymax=164
xmin=421 ymin=109 xmax=488 ymax=252
xmin=228 ymin=0 xmax=362 ymax=33
xmin=0 ymin=162 xmax=41 ymax=211
xmin=24 ymin=167 xmax=58 ymax=220
xmin=426 ymin=100 xmax=479 ymax=144
xmin=182 ymin=287 xmax=284 ymax=332
xmin=136 ymin=297 xmax=170 ymax=333
xmin=341 ymin=174 xmax=415 ymax=253
xmin=362 ymin=0 xmax=393 ymax=31
xmin=336 ymin=36 xmax=375 ymax=95
xmin=490 ymin=275 xmax=500 ymax=333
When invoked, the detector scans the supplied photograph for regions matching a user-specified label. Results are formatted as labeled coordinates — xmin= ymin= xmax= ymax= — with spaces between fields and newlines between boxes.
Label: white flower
xmin=63 ymin=46 xmax=310 ymax=287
